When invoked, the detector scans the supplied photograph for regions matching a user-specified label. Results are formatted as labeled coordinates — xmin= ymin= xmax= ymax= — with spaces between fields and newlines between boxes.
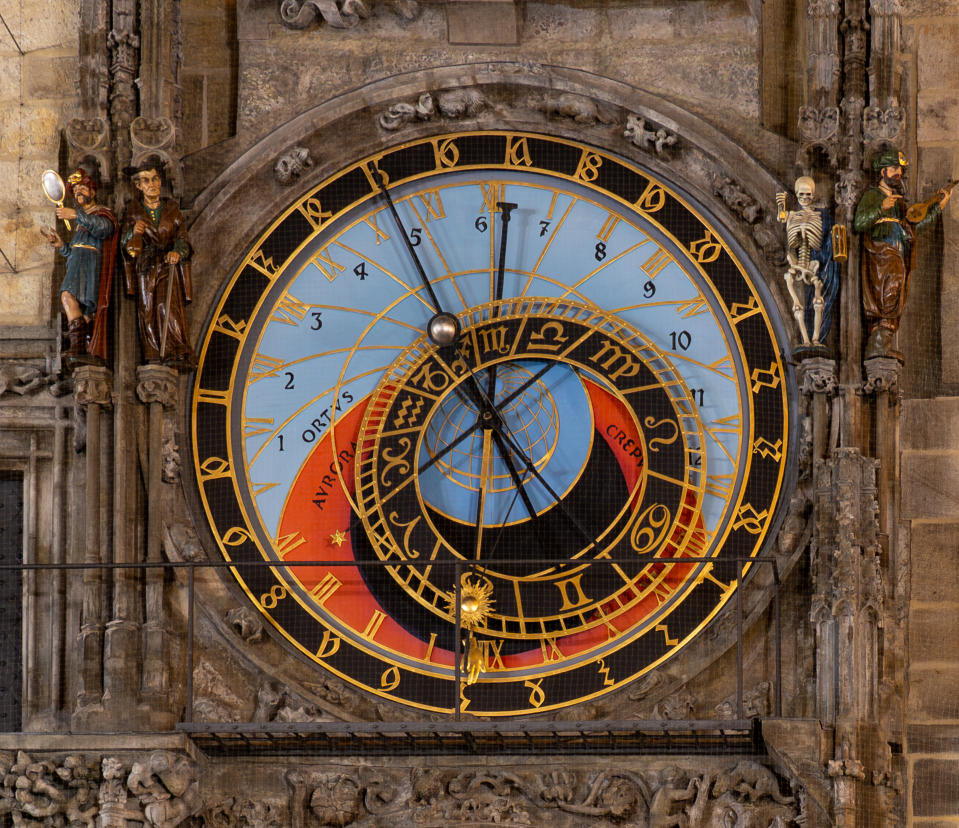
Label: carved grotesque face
xmin=794 ymin=177 xmax=815 ymax=208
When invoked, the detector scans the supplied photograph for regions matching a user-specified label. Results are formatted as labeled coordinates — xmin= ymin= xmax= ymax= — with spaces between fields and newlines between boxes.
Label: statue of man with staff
xmin=121 ymin=160 xmax=196 ymax=368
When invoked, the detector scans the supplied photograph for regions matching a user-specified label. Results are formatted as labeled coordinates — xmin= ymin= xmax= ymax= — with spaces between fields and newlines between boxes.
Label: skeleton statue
xmin=776 ymin=176 xmax=840 ymax=349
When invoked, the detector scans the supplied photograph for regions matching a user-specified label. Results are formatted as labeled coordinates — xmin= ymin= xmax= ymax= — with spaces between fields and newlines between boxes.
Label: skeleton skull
xmin=794 ymin=176 xmax=815 ymax=209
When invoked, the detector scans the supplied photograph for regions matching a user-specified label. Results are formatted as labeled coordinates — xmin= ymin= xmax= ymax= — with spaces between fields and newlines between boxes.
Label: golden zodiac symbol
xmin=380 ymin=437 xmax=412 ymax=486
xmin=388 ymin=511 xmax=421 ymax=559
xmin=629 ymin=503 xmax=672 ymax=555
xmin=260 ymin=585 xmax=287 ymax=609
xmin=644 ymin=416 xmax=679 ymax=452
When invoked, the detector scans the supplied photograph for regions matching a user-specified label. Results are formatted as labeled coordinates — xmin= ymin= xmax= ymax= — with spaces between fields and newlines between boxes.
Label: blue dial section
xmin=240 ymin=171 xmax=744 ymax=546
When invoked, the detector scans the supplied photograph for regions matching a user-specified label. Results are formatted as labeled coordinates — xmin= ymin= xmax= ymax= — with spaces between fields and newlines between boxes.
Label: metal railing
xmin=3 ymin=554 xmax=782 ymax=754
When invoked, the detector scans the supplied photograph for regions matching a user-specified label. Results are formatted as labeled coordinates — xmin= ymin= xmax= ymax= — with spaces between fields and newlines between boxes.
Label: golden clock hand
xmin=371 ymin=164 xmax=459 ymax=346
xmin=487 ymin=201 xmax=518 ymax=399
xmin=472 ymin=428 xmax=495 ymax=561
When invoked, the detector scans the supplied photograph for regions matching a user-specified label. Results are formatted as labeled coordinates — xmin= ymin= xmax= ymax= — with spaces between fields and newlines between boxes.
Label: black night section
xmin=525 ymin=135 xmax=584 ymax=177
xmin=382 ymin=142 xmax=437 ymax=183
xmin=586 ymin=155 xmax=642 ymax=203
xmin=193 ymin=406 xmax=228 ymax=457
xmin=703 ymin=251 xmax=751 ymax=312
xmin=449 ymin=133 xmax=510 ymax=167
xmin=258 ymin=212 xmax=310 ymax=271
xmin=198 ymin=336 xmax=238 ymax=391
xmin=320 ymin=165 xmax=376 ymax=212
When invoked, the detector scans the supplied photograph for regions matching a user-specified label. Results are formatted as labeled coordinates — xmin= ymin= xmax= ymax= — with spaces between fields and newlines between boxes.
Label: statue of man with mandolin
xmin=854 ymin=146 xmax=954 ymax=359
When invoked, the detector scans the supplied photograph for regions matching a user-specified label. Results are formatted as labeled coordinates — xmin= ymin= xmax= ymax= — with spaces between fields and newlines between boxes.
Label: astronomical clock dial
xmin=192 ymin=132 xmax=792 ymax=716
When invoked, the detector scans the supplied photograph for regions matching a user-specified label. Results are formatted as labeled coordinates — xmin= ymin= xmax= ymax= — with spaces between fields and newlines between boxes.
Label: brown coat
xmin=121 ymin=198 xmax=195 ymax=365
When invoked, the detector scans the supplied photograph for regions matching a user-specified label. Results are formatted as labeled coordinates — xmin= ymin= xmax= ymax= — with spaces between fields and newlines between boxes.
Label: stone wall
xmin=902 ymin=397 xmax=959 ymax=825
xmin=231 ymin=0 xmax=761 ymax=145
xmin=0 ymin=3 xmax=79 ymax=332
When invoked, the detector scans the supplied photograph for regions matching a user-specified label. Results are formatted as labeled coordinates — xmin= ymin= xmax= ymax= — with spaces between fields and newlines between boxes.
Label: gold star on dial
xmin=329 ymin=529 xmax=347 ymax=547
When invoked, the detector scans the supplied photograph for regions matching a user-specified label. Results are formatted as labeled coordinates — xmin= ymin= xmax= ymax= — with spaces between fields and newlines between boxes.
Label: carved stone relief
xmin=279 ymin=0 xmax=418 ymax=30
xmin=623 ymin=113 xmax=678 ymax=155
xmin=284 ymin=760 xmax=802 ymax=827
xmin=0 ymin=365 xmax=52 ymax=398
xmin=378 ymin=90 xmax=490 ymax=131
xmin=274 ymin=146 xmax=315 ymax=186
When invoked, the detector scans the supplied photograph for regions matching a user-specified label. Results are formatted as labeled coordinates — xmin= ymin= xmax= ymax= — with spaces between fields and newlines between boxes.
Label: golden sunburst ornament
xmin=447 ymin=575 xmax=495 ymax=630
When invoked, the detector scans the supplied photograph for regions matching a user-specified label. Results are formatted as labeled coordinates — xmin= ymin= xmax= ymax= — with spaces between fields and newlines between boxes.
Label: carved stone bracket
xmin=279 ymin=0 xmax=419 ymax=29
xmin=65 ymin=118 xmax=112 ymax=185
xmin=73 ymin=364 xmax=114 ymax=407
xmin=863 ymin=106 xmax=905 ymax=160
xmin=274 ymin=145 xmax=315 ymax=186
xmin=863 ymin=355 xmax=901 ymax=395
xmin=130 ymin=116 xmax=181 ymax=195
xmin=797 ymin=357 xmax=838 ymax=396
xmin=135 ymin=364 xmax=178 ymax=409
xmin=798 ymin=106 xmax=841 ymax=168
xmin=623 ymin=113 xmax=678 ymax=155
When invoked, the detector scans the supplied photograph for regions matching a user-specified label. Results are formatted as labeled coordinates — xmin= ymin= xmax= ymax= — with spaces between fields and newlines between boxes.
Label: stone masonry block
xmin=914 ymin=759 xmax=959 ymax=817
xmin=447 ymin=0 xmax=520 ymax=44
xmin=909 ymin=606 xmax=959 ymax=664
xmin=22 ymin=52 xmax=77 ymax=100
xmin=918 ymin=91 xmax=959 ymax=143
xmin=902 ymin=398 xmax=959 ymax=451
xmin=901 ymin=451 xmax=959 ymax=519
xmin=909 ymin=667 xmax=959 ymax=719
xmin=918 ymin=23 xmax=959 ymax=90
xmin=0 ymin=267 xmax=48 ymax=328
xmin=911 ymin=523 xmax=959 ymax=603
xmin=904 ymin=0 xmax=959 ymax=17
xmin=908 ymin=724 xmax=959 ymax=754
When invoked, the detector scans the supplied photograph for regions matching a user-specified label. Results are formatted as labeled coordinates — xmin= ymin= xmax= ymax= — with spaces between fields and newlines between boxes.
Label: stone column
xmin=811 ymin=448 xmax=883 ymax=826
xmin=136 ymin=364 xmax=178 ymax=720
xmin=863 ymin=355 xmax=905 ymax=827
xmin=72 ymin=365 xmax=114 ymax=723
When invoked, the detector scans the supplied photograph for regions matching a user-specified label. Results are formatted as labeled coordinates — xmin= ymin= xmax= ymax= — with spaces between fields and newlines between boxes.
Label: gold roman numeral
xmin=641 ymin=247 xmax=671 ymax=278
xmin=312 ymin=246 xmax=345 ymax=281
xmin=363 ymin=609 xmax=387 ymax=639
xmin=416 ymin=189 xmax=446 ymax=221
xmin=555 ymin=573 xmax=590 ymax=612
xmin=248 ymin=353 xmax=283 ymax=383
xmin=310 ymin=573 xmax=342 ymax=605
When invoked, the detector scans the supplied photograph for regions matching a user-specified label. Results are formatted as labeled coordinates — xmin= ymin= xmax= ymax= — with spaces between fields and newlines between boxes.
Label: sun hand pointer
xmin=370 ymin=163 xmax=460 ymax=346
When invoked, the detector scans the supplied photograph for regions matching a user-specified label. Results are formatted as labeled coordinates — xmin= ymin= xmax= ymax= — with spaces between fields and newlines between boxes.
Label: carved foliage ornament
xmin=623 ymin=113 xmax=678 ymax=154
xmin=286 ymin=762 xmax=803 ymax=826
xmin=279 ymin=0 xmax=418 ymax=29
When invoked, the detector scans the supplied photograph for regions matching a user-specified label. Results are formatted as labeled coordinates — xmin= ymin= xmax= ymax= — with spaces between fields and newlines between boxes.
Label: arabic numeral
xmin=354 ymin=261 xmax=368 ymax=280
xmin=594 ymin=242 xmax=607 ymax=261
xmin=410 ymin=227 xmax=422 ymax=246
xmin=669 ymin=330 xmax=692 ymax=351
xmin=284 ymin=372 xmax=295 ymax=389
xmin=474 ymin=216 xmax=488 ymax=233
xmin=689 ymin=388 xmax=705 ymax=406
xmin=278 ymin=435 xmax=285 ymax=451
xmin=311 ymin=311 xmax=323 ymax=330
xmin=643 ymin=280 xmax=655 ymax=298
xmin=539 ymin=220 xmax=551 ymax=237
